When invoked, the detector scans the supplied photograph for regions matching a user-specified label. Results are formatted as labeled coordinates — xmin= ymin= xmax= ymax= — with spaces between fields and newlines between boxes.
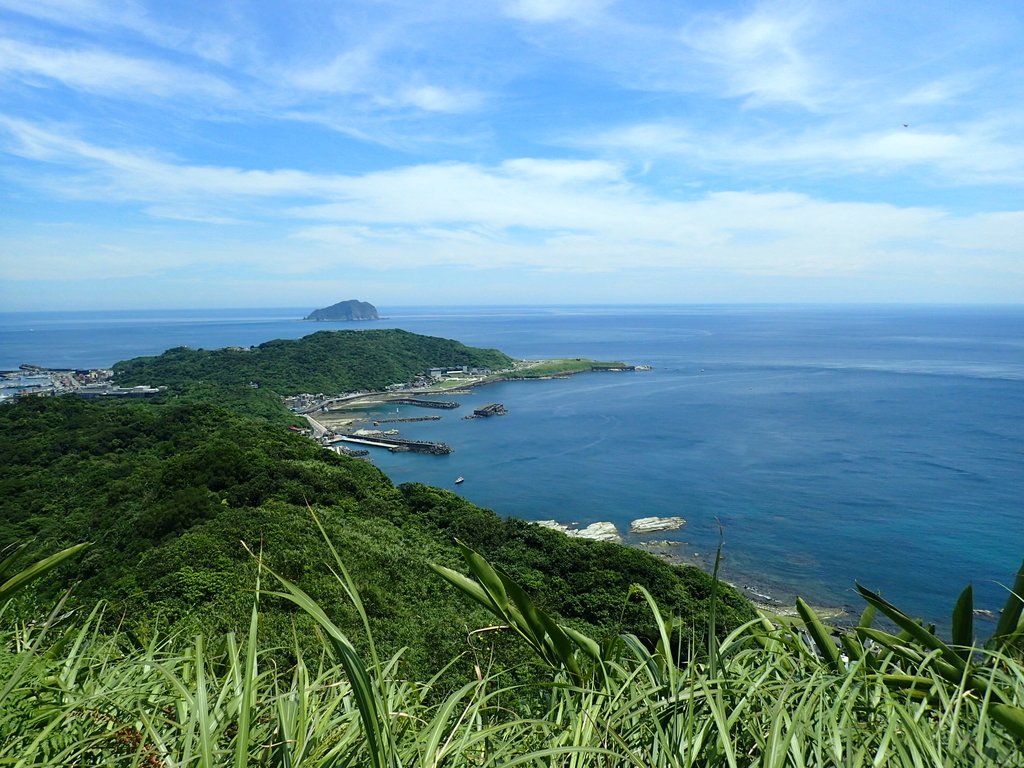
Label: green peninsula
xmin=111 ymin=329 xmax=515 ymax=422
xmin=114 ymin=328 xmax=514 ymax=394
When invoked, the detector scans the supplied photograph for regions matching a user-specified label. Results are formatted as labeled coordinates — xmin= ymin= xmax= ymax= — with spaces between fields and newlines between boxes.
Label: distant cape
xmin=305 ymin=299 xmax=379 ymax=322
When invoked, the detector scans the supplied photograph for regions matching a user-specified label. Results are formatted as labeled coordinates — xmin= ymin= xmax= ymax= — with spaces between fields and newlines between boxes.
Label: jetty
xmin=390 ymin=398 xmax=460 ymax=409
xmin=331 ymin=434 xmax=453 ymax=455
xmin=372 ymin=416 xmax=442 ymax=424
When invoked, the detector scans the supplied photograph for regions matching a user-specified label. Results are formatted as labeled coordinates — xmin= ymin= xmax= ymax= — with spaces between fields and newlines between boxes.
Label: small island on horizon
xmin=305 ymin=299 xmax=379 ymax=322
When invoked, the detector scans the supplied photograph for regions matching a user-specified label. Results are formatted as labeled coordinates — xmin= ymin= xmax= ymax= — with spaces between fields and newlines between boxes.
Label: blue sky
xmin=1 ymin=0 xmax=1022 ymax=310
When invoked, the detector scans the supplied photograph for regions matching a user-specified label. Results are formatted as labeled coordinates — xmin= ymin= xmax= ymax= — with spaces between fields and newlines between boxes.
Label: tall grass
xmin=2 ymin=540 xmax=1022 ymax=766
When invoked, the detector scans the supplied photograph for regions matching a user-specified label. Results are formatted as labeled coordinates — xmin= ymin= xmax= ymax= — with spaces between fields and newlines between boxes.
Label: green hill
xmin=0 ymin=396 xmax=755 ymax=679
xmin=113 ymin=328 xmax=515 ymax=394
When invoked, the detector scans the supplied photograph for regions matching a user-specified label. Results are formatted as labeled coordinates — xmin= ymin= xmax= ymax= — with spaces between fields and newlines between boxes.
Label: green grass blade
xmin=993 ymin=559 xmax=1024 ymax=649
xmin=950 ymin=583 xmax=974 ymax=658
xmin=0 ymin=543 xmax=28 ymax=581
xmin=194 ymin=634 xmax=215 ymax=768
xmin=265 ymin=576 xmax=393 ymax=768
xmin=430 ymin=564 xmax=507 ymax=619
xmin=855 ymin=584 xmax=967 ymax=675
xmin=629 ymin=585 xmax=675 ymax=678
xmin=0 ymin=588 xmax=72 ymax=705
xmin=0 ymin=542 xmax=90 ymax=602
xmin=308 ymin=508 xmax=384 ymax=674
xmin=708 ymin=538 xmax=723 ymax=677
xmin=990 ymin=702 xmax=1024 ymax=743
xmin=796 ymin=597 xmax=842 ymax=673
xmin=233 ymin=578 xmax=261 ymax=768
xmin=457 ymin=540 xmax=510 ymax=614
xmin=562 ymin=625 xmax=601 ymax=662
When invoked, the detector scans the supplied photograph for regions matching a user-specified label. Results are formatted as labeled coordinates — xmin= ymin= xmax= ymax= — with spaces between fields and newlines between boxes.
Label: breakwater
xmin=332 ymin=434 xmax=453 ymax=455
xmin=390 ymin=398 xmax=460 ymax=409
xmin=372 ymin=416 xmax=442 ymax=424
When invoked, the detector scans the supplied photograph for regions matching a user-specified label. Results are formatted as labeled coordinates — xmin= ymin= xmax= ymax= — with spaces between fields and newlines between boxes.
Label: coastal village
xmin=0 ymin=364 xmax=163 ymax=400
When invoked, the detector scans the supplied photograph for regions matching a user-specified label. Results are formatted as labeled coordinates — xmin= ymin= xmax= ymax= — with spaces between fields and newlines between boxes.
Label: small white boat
xmin=454 ymin=476 xmax=464 ymax=484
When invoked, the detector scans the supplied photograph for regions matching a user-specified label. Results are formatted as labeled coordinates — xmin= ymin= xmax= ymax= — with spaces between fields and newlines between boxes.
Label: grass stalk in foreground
xmin=2 ymin=538 xmax=1023 ymax=766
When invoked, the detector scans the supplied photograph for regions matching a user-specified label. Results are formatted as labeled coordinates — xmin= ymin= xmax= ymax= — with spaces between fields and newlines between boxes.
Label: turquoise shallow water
xmin=3 ymin=304 xmax=1022 ymax=627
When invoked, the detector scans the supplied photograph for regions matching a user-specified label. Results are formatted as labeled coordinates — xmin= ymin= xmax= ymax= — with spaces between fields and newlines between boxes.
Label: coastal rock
xmin=533 ymin=520 xmax=622 ymax=542
xmin=306 ymin=299 xmax=379 ymax=321
xmin=535 ymin=520 xmax=573 ymax=535
xmin=630 ymin=516 xmax=686 ymax=534
xmin=575 ymin=522 xmax=621 ymax=542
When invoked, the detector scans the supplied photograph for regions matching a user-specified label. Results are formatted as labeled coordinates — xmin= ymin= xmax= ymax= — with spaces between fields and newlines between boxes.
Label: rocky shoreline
xmin=532 ymin=516 xmax=850 ymax=623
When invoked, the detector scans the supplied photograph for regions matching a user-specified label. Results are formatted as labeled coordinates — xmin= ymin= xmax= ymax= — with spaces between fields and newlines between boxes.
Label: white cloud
xmin=283 ymin=44 xmax=483 ymax=116
xmin=0 ymin=0 xmax=148 ymax=33
xmin=0 ymin=117 xmax=324 ymax=198
xmin=585 ymin=123 xmax=694 ymax=155
xmin=144 ymin=206 xmax=248 ymax=225
xmin=500 ymin=157 xmax=622 ymax=184
xmin=393 ymin=84 xmax=482 ymax=113
xmin=0 ymin=37 xmax=233 ymax=99
xmin=286 ymin=47 xmax=376 ymax=94
xmin=0 ymin=0 xmax=247 ymax=65
xmin=2 ymin=117 xmax=1022 ymax=295
xmin=680 ymin=4 xmax=821 ymax=108
xmin=899 ymin=75 xmax=978 ymax=107
xmin=575 ymin=116 xmax=1024 ymax=185
xmin=501 ymin=0 xmax=612 ymax=24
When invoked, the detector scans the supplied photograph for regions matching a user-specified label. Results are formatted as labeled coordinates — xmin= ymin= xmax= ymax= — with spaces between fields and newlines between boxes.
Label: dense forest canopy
xmin=112 ymin=329 xmax=515 ymax=394
xmin=0 ymin=396 xmax=755 ymax=679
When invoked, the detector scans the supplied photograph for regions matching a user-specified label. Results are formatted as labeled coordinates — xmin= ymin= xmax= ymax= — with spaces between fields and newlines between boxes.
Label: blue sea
xmin=2 ymin=305 xmax=1022 ymax=628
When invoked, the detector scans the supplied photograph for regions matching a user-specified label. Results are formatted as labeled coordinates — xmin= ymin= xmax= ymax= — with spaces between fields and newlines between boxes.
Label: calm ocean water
xmin=2 ymin=305 xmax=1022 ymax=627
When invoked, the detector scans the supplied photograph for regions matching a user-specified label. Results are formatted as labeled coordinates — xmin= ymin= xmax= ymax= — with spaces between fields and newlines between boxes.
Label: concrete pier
xmin=390 ymin=398 xmax=460 ymax=409
xmin=332 ymin=434 xmax=453 ymax=455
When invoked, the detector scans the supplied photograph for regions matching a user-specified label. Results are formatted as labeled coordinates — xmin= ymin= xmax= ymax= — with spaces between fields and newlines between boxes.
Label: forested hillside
xmin=0 ymin=396 xmax=754 ymax=679
xmin=113 ymin=328 xmax=515 ymax=394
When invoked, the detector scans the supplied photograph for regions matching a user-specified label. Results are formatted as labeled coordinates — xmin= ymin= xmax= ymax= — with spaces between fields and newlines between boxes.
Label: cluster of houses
xmin=412 ymin=365 xmax=492 ymax=387
xmin=282 ymin=365 xmax=495 ymax=415
xmin=2 ymin=365 xmax=163 ymax=401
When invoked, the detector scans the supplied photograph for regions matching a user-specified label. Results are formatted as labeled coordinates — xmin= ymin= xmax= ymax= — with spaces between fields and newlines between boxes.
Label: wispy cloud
xmin=0 ymin=0 xmax=152 ymax=36
xmin=573 ymin=115 xmax=1024 ymax=186
xmin=500 ymin=0 xmax=612 ymax=24
xmin=3 ymin=116 xmax=1021 ymax=285
xmin=0 ymin=37 xmax=234 ymax=99
xmin=680 ymin=3 xmax=821 ymax=108
xmin=0 ymin=0 xmax=248 ymax=65
xmin=285 ymin=47 xmax=377 ymax=94
xmin=390 ymin=84 xmax=483 ymax=113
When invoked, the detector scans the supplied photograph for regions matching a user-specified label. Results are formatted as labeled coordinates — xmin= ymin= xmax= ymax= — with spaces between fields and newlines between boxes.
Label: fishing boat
xmin=454 ymin=476 xmax=464 ymax=484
